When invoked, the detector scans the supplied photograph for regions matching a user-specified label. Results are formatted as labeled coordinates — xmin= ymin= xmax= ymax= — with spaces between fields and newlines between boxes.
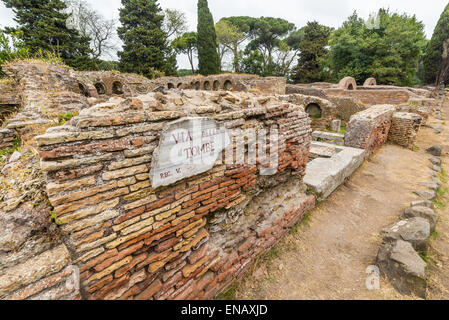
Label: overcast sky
xmin=1 ymin=0 xmax=448 ymax=68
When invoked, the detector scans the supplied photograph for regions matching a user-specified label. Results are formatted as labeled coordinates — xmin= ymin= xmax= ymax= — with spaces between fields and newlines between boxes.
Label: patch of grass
xmin=57 ymin=111 xmax=78 ymax=125
xmin=418 ymin=251 xmax=430 ymax=264
xmin=437 ymin=167 xmax=448 ymax=184
xmin=0 ymin=136 xmax=21 ymax=157
xmin=433 ymin=186 xmax=449 ymax=210
xmin=267 ymin=247 xmax=280 ymax=260
xmin=413 ymin=145 xmax=420 ymax=151
xmin=430 ymin=230 xmax=440 ymax=240
xmin=216 ymin=282 xmax=238 ymax=300
xmin=340 ymin=125 xmax=347 ymax=135
xmin=302 ymin=211 xmax=312 ymax=227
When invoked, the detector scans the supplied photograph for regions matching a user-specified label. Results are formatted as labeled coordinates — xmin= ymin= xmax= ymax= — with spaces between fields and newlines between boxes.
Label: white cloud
xmin=1 ymin=0 xmax=447 ymax=69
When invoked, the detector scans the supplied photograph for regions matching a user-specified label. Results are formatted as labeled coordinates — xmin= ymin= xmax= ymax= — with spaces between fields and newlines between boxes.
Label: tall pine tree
xmin=423 ymin=3 xmax=449 ymax=85
xmin=291 ymin=22 xmax=331 ymax=83
xmin=197 ymin=0 xmax=220 ymax=75
xmin=117 ymin=0 xmax=176 ymax=78
xmin=2 ymin=0 xmax=94 ymax=70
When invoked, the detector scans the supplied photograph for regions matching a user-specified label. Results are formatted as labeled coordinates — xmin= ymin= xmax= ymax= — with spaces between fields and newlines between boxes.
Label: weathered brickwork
xmin=281 ymin=94 xmax=338 ymax=130
xmin=388 ymin=112 xmax=423 ymax=149
xmin=3 ymin=61 xmax=89 ymax=140
xmin=0 ymin=128 xmax=16 ymax=150
xmin=0 ymin=78 xmax=20 ymax=107
xmin=344 ymin=105 xmax=396 ymax=156
xmin=34 ymin=90 xmax=314 ymax=300
xmin=157 ymin=74 xmax=286 ymax=95
xmin=75 ymin=71 xmax=157 ymax=98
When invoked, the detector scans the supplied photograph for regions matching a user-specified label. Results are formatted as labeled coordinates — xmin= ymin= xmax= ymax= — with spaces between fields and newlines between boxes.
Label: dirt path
xmin=235 ymin=102 xmax=449 ymax=300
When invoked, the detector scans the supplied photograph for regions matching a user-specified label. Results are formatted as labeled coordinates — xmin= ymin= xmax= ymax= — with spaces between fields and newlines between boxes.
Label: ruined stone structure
xmin=0 ymin=128 xmax=16 ymax=150
xmin=3 ymin=61 xmax=89 ymax=141
xmin=388 ymin=113 xmax=423 ymax=149
xmin=31 ymin=90 xmax=314 ymax=300
xmin=344 ymin=105 xmax=396 ymax=156
xmin=75 ymin=71 xmax=157 ymax=98
xmin=0 ymin=79 xmax=20 ymax=124
xmin=363 ymin=78 xmax=377 ymax=87
xmin=0 ymin=61 xmax=438 ymax=300
xmin=338 ymin=76 xmax=357 ymax=91
xmin=280 ymin=94 xmax=337 ymax=130
xmin=156 ymin=74 xmax=286 ymax=95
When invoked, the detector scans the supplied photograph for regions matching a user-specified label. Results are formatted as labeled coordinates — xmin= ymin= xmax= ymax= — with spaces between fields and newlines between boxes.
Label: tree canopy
xmin=197 ymin=0 xmax=220 ymax=75
xmin=328 ymin=9 xmax=427 ymax=86
xmin=291 ymin=22 xmax=331 ymax=83
xmin=117 ymin=0 xmax=176 ymax=78
xmin=2 ymin=0 xmax=94 ymax=70
xmin=172 ymin=32 xmax=198 ymax=74
xmin=423 ymin=3 xmax=449 ymax=86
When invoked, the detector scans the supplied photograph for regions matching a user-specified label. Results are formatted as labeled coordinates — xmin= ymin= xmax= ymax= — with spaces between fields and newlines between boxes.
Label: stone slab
xmin=304 ymin=144 xmax=366 ymax=200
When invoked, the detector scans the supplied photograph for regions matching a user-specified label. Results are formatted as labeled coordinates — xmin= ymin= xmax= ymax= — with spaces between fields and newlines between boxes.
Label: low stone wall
xmin=0 ymin=79 xmax=21 ymax=106
xmin=3 ymin=61 xmax=89 ymax=142
xmin=285 ymin=84 xmax=328 ymax=99
xmin=326 ymin=89 xmax=411 ymax=106
xmin=0 ymin=128 xmax=16 ymax=150
xmin=388 ymin=113 xmax=422 ymax=149
xmin=344 ymin=105 xmax=396 ymax=156
xmin=328 ymin=96 xmax=367 ymax=123
xmin=33 ymin=90 xmax=314 ymax=300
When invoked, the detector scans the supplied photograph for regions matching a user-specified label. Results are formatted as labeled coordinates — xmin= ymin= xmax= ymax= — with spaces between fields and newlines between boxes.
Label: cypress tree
xmin=423 ymin=3 xmax=449 ymax=85
xmin=117 ymin=0 xmax=176 ymax=78
xmin=2 ymin=0 xmax=94 ymax=70
xmin=291 ymin=22 xmax=331 ymax=83
xmin=197 ymin=0 xmax=220 ymax=75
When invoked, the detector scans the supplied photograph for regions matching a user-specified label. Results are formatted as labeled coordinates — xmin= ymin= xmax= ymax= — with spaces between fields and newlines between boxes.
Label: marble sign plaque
xmin=150 ymin=117 xmax=230 ymax=188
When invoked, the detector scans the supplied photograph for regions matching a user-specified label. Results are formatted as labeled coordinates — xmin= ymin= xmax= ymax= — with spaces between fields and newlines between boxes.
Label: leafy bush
xmin=0 ymin=30 xmax=30 ymax=77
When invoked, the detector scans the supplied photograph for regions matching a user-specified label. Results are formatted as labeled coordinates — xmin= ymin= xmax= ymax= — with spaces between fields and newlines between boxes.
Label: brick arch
xmin=338 ymin=77 xmax=357 ymax=91
xmin=223 ymin=79 xmax=233 ymax=91
xmin=203 ymin=81 xmax=211 ymax=90
xmin=193 ymin=81 xmax=200 ymax=90
xmin=78 ymin=82 xmax=90 ymax=97
xmin=363 ymin=78 xmax=377 ymax=87
xmin=94 ymin=82 xmax=106 ymax=95
xmin=167 ymin=83 xmax=175 ymax=90
xmin=305 ymin=103 xmax=323 ymax=119
xmin=213 ymin=80 xmax=220 ymax=91
xmin=112 ymin=81 xmax=124 ymax=94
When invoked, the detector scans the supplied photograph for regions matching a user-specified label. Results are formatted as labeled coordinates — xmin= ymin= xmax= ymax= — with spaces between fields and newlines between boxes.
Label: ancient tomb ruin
xmin=0 ymin=62 xmax=439 ymax=300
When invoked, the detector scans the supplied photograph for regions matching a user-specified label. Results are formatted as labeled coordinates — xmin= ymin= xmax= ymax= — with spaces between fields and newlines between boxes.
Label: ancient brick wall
xmin=388 ymin=112 xmax=422 ymax=149
xmin=75 ymin=71 xmax=157 ymax=98
xmin=0 ymin=79 xmax=21 ymax=106
xmin=0 ymin=128 xmax=17 ymax=150
xmin=326 ymin=89 xmax=411 ymax=106
xmin=285 ymin=85 xmax=328 ymax=99
xmin=3 ymin=62 xmax=89 ymax=141
xmin=157 ymin=74 xmax=286 ymax=95
xmin=34 ymin=90 xmax=315 ymax=300
xmin=344 ymin=105 xmax=396 ymax=156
